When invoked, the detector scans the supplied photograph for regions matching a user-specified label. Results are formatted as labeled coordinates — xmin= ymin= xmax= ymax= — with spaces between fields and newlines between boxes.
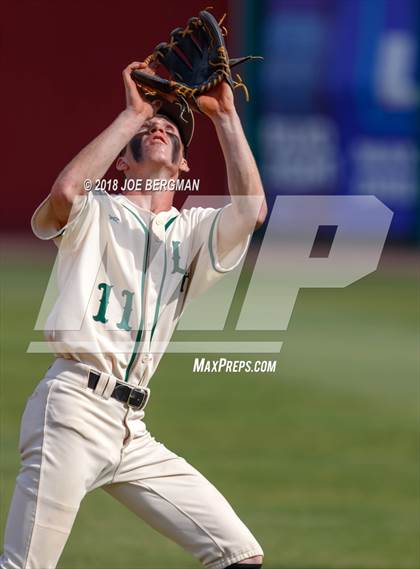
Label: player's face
xmin=130 ymin=116 xmax=184 ymax=167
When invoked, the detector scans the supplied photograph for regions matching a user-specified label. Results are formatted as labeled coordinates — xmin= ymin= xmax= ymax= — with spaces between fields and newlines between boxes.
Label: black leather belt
xmin=88 ymin=371 xmax=150 ymax=410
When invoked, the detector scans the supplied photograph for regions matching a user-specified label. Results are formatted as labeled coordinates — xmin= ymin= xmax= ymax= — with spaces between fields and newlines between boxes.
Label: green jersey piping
xmin=121 ymin=204 xmax=149 ymax=381
xmin=208 ymin=208 xmax=226 ymax=274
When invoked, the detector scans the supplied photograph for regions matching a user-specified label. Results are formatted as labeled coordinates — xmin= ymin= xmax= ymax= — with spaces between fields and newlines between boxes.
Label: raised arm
xmin=197 ymin=82 xmax=268 ymax=256
xmin=50 ymin=62 xmax=156 ymax=227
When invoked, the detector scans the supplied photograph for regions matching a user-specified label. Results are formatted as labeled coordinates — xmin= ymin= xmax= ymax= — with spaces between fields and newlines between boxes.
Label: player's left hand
xmin=196 ymin=82 xmax=236 ymax=119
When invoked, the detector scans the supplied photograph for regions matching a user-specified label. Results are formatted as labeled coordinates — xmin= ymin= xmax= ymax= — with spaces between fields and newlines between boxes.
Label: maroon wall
xmin=2 ymin=0 xmax=230 ymax=232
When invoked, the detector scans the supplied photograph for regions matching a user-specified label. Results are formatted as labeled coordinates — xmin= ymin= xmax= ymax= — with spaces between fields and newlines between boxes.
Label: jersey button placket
xmin=152 ymin=216 xmax=165 ymax=238
xmin=140 ymin=220 xmax=165 ymax=385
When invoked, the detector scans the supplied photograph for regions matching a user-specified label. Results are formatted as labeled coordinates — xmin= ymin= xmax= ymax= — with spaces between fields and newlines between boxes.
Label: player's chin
xmin=144 ymin=150 xmax=175 ymax=168
xmin=143 ymin=144 xmax=169 ymax=158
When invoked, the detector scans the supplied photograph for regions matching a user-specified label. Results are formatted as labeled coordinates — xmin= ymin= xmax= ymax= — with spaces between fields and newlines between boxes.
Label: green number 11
xmin=93 ymin=282 xmax=135 ymax=331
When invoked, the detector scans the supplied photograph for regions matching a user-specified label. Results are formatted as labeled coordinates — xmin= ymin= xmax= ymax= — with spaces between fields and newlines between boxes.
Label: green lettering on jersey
xmin=116 ymin=289 xmax=135 ymax=331
xmin=93 ymin=283 xmax=113 ymax=324
xmin=171 ymin=241 xmax=186 ymax=274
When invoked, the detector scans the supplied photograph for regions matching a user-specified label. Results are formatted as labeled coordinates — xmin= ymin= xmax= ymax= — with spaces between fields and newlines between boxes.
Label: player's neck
xmin=124 ymin=167 xmax=178 ymax=213
xmin=130 ymin=161 xmax=179 ymax=182
xmin=125 ymin=191 xmax=175 ymax=214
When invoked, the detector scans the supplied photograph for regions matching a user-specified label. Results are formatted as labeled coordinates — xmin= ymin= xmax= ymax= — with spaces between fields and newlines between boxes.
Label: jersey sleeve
xmin=183 ymin=204 xmax=251 ymax=301
xmin=31 ymin=191 xmax=97 ymax=248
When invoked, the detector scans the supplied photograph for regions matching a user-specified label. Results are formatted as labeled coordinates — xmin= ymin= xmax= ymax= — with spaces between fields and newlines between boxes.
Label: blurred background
xmin=1 ymin=1 xmax=418 ymax=568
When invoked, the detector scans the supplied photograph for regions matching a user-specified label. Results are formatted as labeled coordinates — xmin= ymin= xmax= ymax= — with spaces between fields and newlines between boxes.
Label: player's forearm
xmin=212 ymin=110 xmax=267 ymax=229
xmin=50 ymin=110 xmax=146 ymax=225
xmin=52 ymin=109 xmax=144 ymax=198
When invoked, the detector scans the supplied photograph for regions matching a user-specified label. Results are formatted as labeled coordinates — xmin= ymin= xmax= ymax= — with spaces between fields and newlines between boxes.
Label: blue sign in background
xmin=257 ymin=0 xmax=419 ymax=240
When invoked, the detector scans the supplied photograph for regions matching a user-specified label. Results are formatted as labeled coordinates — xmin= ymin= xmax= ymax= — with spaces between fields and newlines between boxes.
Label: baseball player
xmin=1 ymin=58 xmax=267 ymax=569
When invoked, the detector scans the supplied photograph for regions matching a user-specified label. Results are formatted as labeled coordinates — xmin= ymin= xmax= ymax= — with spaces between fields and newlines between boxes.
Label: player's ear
xmin=116 ymin=156 xmax=129 ymax=172
xmin=179 ymin=157 xmax=190 ymax=173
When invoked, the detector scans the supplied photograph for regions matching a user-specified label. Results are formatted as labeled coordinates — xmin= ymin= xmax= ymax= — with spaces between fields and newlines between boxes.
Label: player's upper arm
xmin=49 ymin=181 xmax=83 ymax=228
xmin=180 ymin=205 xmax=251 ymax=303
xmin=31 ymin=190 xmax=95 ymax=247
xmin=216 ymin=197 xmax=266 ymax=260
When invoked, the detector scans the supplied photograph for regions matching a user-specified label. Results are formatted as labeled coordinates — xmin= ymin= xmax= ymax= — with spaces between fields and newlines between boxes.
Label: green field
xmin=0 ymin=246 xmax=418 ymax=569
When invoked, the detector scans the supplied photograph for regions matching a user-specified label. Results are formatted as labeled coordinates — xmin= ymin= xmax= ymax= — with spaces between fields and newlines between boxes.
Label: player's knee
xmin=225 ymin=554 xmax=264 ymax=567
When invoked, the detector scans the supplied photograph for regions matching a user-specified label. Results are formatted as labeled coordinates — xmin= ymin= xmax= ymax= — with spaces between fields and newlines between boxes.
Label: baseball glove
xmin=131 ymin=10 xmax=261 ymax=114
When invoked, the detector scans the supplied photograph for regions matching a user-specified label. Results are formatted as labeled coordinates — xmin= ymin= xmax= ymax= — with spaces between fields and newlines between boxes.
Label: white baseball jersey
xmin=31 ymin=190 xmax=250 ymax=387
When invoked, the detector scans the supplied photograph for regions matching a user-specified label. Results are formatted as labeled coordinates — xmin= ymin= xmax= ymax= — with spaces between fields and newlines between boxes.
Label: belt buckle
xmin=127 ymin=386 xmax=149 ymax=410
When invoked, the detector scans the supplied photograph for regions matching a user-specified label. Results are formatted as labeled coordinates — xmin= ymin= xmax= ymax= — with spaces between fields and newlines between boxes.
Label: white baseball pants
xmin=0 ymin=359 xmax=263 ymax=569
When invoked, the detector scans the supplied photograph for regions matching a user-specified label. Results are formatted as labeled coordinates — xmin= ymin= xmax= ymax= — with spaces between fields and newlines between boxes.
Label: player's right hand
xmin=122 ymin=61 xmax=159 ymax=119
